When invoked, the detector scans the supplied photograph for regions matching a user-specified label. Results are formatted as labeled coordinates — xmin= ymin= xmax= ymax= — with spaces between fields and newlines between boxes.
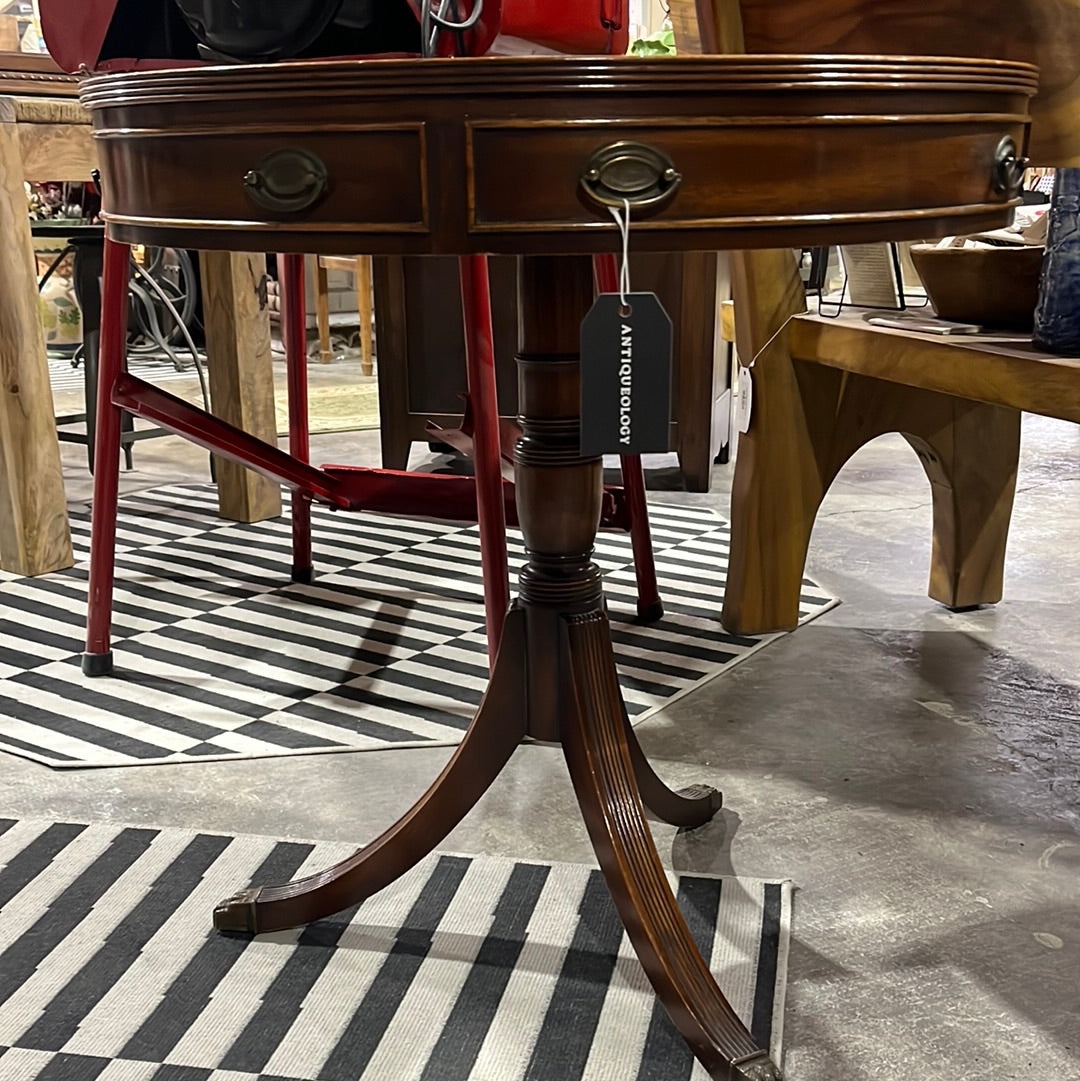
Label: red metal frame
xmin=459 ymin=254 xmax=510 ymax=660
xmin=83 ymin=237 xmax=133 ymax=674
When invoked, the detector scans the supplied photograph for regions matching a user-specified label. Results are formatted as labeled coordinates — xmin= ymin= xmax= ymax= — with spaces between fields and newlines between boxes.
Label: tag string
xmin=744 ymin=313 xmax=798 ymax=370
xmin=608 ymin=199 xmax=632 ymax=309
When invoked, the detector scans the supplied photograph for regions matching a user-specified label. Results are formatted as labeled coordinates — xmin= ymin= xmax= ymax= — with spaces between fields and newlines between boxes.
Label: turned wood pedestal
xmin=79 ymin=54 xmax=1037 ymax=1080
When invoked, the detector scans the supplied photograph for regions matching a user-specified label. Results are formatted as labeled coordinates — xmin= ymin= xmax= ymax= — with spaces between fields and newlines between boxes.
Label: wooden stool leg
xmin=314 ymin=258 xmax=333 ymax=365
xmin=357 ymin=255 xmax=374 ymax=376
xmin=279 ymin=254 xmax=313 ymax=583
xmin=459 ymin=253 xmax=510 ymax=663
xmin=214 ymin=607 xmax=528 ymax=934
xmin=83 ymin=238 xmax=132 ymax=677
xmin=906 ymin=399 xmax=1020 ymax=609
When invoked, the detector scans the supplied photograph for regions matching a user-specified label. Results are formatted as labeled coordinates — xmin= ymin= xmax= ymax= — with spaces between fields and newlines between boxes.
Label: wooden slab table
xmin=787 ymin=311 xmax=1080 ymax=423
xmin=0 ymin=93 xmax=84 ymax=575
xmin=0 ymin=84 xmax=281 ymax=576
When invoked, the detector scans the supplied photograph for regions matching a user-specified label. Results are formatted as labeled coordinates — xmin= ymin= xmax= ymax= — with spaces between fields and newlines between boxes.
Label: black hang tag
xmin=580 ymin=292 xmax=672 ymax=457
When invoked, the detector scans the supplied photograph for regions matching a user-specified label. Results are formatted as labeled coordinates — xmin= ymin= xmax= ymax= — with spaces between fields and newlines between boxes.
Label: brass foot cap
xmin=678 ymin=783 xmax=723 ymax=815
xmin=213 ymin=888 xmax=261 ymax=934
xmin=733 ymin=1053 xmax=783 ymax=1081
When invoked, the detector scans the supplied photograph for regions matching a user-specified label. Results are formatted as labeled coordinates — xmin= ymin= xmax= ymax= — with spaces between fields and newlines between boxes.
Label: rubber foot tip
xmin=291 ymin=565 xmax=314 ymax=584
xmin=81 ymin=651 xmax=113 ymax=677
xmin=636 ymin=600 xmax=664 ymax=625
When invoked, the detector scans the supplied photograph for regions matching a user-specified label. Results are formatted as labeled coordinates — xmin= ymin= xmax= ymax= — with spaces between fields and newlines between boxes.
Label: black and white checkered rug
xmin=0 ymin=485 xmax=837 ymax=768
xmin=0 ymin=817 xmax=790 ymax=1081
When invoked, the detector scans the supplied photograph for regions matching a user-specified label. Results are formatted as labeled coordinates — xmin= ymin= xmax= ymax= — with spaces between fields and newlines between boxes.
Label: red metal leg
xmin=459 ymin=254 xmax=509 ymax=664
xmin=279 ymin=253 xmax=313 ymax=583
xmin=593 ymin=254 xmax=663 ymax=623
xmin=83 ymin=237 xmax=132 ymax=676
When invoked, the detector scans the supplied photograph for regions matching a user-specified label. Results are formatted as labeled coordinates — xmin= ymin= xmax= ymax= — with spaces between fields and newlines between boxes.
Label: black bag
xmin=170 ymin=0 xmax=417 ymax=60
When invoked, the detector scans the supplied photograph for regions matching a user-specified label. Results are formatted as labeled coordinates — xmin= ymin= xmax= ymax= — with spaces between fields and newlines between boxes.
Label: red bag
xmin=41 ymin=0 xmax=627 ymax=74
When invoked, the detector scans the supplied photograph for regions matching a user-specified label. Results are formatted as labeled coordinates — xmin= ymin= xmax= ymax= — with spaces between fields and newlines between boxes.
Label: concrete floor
xmin=2 ymin=395 xmax=1078 ymax=1081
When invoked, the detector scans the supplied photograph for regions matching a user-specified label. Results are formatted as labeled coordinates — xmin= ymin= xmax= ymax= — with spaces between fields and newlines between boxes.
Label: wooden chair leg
xmin=372 ymin=255 xmax=413 ymax=470
xmin=356 ymin=255 xmax=374 ymax=376
xmin=278 ymin=254 xmax=314 ymax=583
xmin=905 ymin=400 xmax=1020 ymax=609
xmin=314 ymin=258 xmax=333 ymax=364
xmin=619 ymin=453 xmax=664 ymax=623
xmin=83 ymin=238 xmax=132 ymax=676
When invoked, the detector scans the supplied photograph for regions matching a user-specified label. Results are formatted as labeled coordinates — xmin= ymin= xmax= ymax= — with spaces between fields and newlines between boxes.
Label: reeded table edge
xmin=79 ymin=53 xmax=1040 ymax=110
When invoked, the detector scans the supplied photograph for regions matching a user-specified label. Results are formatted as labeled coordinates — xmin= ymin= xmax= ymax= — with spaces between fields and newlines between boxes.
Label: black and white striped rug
xmin=0 ymin=485 xmax=837 ymax=768
xmin=0 ymin=817 xmax=790 ymax=1081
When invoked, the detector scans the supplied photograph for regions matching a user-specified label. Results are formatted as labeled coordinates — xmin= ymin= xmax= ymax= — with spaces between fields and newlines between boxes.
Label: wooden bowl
xmin=910 ymin=243 xmax=1044 ymax=330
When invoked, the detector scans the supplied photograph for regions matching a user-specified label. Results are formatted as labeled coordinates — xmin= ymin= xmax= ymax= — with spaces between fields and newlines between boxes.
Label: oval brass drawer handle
xmin=580 ymin=140 xmax=682 ymax=211
xmin=992 ymin=137 xmax=1029 ymax=199
xmin=243 ymin=148 xmax=328 ymax=213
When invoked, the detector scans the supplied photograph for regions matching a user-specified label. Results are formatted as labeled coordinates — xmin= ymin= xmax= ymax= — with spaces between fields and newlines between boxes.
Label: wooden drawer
xmin=97 ymin=123 xmax=429 ymax=236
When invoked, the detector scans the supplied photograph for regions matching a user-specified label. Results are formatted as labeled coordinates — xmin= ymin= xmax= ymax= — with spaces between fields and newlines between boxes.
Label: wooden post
xmin=356 ymin=255 xmax=374 ymax=377
xmin=0 ymin=100 xmax=73 ymax=575
xmin=314 ymin=257 xmax=333 ymax=365
xmin=200 ymin=251 xmax=282 ymax=523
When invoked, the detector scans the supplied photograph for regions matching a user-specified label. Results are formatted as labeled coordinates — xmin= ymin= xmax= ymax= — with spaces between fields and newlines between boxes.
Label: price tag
xmin=735 ymin=366 xmax=753 ymax=434
xmin=580 ymin=292 xmax=672 ymax=456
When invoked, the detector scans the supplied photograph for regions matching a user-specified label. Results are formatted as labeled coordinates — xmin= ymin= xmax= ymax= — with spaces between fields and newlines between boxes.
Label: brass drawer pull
xmin=580 ymin=140 xmax=681 ymax=211
xmin=992 ymin=137 xmax=1029 ymax=198
xmin=243 ymin=148 xmax=328 ymax=213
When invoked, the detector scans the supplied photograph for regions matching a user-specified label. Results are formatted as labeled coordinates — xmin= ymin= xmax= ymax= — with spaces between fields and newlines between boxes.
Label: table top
xmin=0 ymin=55 xmax=79 ymax=99
xmin=81 ymin=54 xmax=1038 ymax=256
xmin=790 ymin=309 xmax=1080 ymax=424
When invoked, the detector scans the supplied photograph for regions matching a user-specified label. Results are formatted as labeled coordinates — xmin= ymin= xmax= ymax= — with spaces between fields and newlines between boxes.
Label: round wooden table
xmin=80 ymin=54 xmax=1037 ymax=1081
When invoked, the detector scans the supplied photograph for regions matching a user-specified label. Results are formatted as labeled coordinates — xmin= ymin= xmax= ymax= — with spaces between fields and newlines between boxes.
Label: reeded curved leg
xmin=562 ymin=611 xmax=780 ymax=1081
xmin=625 ymin=712 xmax=723 ymax=829
xmin=214 ymin=608 xmax=528 ymax=934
